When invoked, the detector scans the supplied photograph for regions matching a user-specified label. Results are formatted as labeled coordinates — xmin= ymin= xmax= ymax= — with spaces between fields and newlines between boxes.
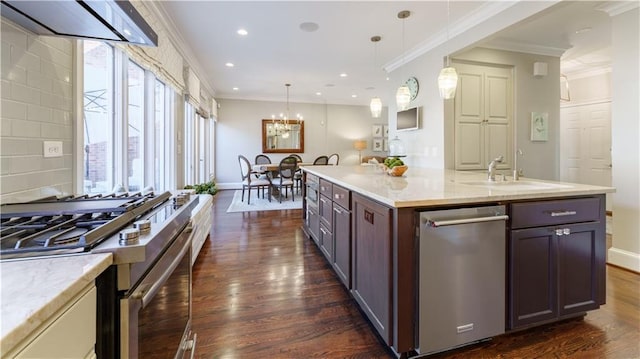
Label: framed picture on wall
xmin=383 ymin=125 xmax=389 ymax=137
xmin=373 ymin=138 xmax=383 ymax=152
xmin=372 ymin=124 xmax=383 ymax=137
xmin=531 ymin=112 xmax=549 ymax=141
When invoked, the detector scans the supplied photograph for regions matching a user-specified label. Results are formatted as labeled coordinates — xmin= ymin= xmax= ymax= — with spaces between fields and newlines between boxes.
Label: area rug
xmin=226 ymin=190 xmax=302 ymax=213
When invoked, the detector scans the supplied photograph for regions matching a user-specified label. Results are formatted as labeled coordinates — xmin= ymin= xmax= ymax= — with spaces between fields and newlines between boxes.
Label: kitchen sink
xmin=460 ymin=180 xmax=572 ymax=191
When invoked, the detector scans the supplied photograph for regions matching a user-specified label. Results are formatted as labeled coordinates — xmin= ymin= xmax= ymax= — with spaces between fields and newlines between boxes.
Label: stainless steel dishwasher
xmin=416 ymin=205 xmax=508 ymax=356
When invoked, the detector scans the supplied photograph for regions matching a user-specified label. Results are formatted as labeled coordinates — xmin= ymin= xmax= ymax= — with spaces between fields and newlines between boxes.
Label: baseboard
xmin=217 ymin=182 xmax=242 ymax=190
xmin=607 ymin=247 xmax=640 ymax=272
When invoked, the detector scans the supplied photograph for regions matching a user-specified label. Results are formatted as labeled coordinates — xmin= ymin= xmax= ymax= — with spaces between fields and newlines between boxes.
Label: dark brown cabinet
xmin=332 ymin=186 xmax=351 ymax=288
xmin=352 ymin=193 xmax=392 ymax=344
xmin=508 ymin=196 xmax=606 ymax=330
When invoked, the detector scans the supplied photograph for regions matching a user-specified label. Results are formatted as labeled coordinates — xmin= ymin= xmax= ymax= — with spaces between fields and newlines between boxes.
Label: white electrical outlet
xmin=43 ymin=141 xmax=63 ymax=158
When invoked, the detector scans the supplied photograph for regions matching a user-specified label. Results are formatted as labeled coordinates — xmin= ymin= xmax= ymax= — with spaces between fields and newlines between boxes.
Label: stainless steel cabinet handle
xmin=320 ymin=198 xmax=327 ymax=204
xmin=550 ymin=210 xmax=577 ymax=217
xmin=333 ymin=207 xmax=342 ymax=214
xmin=556 ymin=229 xmax=564 ymax=236
xmin=427 ymin=215 xmax=509 ymax=227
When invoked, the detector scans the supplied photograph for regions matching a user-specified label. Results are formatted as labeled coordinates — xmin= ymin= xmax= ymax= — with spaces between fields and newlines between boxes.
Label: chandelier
xmin=271 ymin=83 xmax=303 ymax=139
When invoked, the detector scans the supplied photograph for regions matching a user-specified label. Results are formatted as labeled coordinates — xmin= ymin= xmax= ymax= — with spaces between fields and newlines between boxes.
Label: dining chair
xmin=253 ymin=154 xmax=272 ymax=189
xmin=327 ymin=153 xmax=339 ymax=165
xmin=272 ymin=156 xmax=297 ymax=203
xmin=313 ymin=155 xmax=329 ymax=165
xmin=238 ymin=155 xmax=271 ymax=204
xmin=289 ymin=154 xmax=303 ymax=163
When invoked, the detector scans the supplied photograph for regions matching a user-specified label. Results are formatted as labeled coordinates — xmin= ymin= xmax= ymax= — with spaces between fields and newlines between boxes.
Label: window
xmin=83 ymin=41 xmax=114 ymax=194
xmin=127 ymin=61 xmax=145 ymax=191
xmin=80 ymin=41 xmax=210 ymax=195
xmin=154 ymin=80 xmax=166 ymax=191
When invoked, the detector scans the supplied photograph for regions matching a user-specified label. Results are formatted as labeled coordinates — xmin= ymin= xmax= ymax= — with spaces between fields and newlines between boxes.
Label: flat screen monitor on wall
xmin=396 ymin=106 xmax=420 ymax=131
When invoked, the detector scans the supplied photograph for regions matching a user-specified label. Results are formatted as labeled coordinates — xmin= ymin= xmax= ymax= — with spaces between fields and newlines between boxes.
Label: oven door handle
xmin=134 ymin=225 xmax=194 ymax=308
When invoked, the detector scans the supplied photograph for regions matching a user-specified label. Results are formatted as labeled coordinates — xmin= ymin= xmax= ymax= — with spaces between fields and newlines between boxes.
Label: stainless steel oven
xmin=120 ymin=222 xmax=196 ymax=359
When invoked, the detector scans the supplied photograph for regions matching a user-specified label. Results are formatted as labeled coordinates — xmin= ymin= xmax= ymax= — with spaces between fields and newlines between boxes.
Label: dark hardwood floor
xmin=192 ymin=190 xmax=640 ymax=358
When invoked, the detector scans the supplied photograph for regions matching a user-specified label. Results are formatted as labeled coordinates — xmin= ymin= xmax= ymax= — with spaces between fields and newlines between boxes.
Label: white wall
xmin=449 ymin=48 xmax=561 ymax=180
xmin=609 ymin=7 xmax=640 ymax=272
xmin=215 ymin=98 xmax=385 ymax=188
xmin=1 ymin=19 xmax=74 ymax=203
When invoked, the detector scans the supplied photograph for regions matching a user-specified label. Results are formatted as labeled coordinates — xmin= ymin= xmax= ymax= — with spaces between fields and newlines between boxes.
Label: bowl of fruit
xmin=383 ymin=157 xmax=408 ymax=177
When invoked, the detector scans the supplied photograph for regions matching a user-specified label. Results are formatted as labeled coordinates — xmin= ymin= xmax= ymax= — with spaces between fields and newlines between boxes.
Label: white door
xmin=454 ymin=62 xmax=513 ymax=171
xmin=560 ymin=101 xmax=612 ymax=187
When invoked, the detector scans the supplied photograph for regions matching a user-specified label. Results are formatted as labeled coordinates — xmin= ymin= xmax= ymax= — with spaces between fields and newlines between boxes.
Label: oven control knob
xmin=133 ymin=219 xmax=151 ymax=233
xmin=119 ymin=228 xmax=140 ymax=246
xmin=173 ymin=194 xmax=187 ymax=207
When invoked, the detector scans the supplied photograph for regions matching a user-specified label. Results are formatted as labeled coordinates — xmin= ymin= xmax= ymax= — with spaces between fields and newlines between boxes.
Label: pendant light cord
xmin=446 ymin=0 xmax=451 ymax=67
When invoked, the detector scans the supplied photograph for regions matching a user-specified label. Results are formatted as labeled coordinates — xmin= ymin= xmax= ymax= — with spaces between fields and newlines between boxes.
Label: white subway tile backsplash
xmin=1 ymin=21 xmax=27 ymax=49
xmin=1 ymin=99 xmax=27 ymax=120
xmin=1 ymin=118 xmax=11 ymax=136
xmin=28 ymin=38 xmax=70 ymax=68
xmin=6 ymin=65 xmax=27 ymax=84
xmin=41 ymin=60 xmax=71 ymax=83
xmin=2 ymin=18 xmax=74 ymax=201
xmin=27 ymin=104 xmax=53 ymax=123
xmin=27 ymin=71 xmax=53 ymax=93
xmin=13 ymin=49 xmax=41 ymax=73
xmin=1 ymin=138 xmax=43 ymax=156
xmin=11 ymin=119 xmax=41 ymax=138
xmin=41 ymin=122 xmax=71 ymax=139
xmin=10 ymin=81 xmax=40 ymax=104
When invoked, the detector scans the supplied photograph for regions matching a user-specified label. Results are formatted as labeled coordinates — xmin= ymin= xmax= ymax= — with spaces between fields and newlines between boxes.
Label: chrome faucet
xmin=487 ymin=155 xmax=504 ymax=181
xmin=513 ymin=149 xmax=523 ymax=181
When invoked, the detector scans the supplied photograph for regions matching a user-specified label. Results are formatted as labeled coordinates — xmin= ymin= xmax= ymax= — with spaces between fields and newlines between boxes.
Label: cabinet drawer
xmin=319 ymin=195 xmax=333 ymax=229
xmin=306 ymin=173 xmax=319 ymax=184
xmin=332 ymin=185 xmax=350 ymax=209
xmin=511 ymin=197 xmax=602 ymax=229
xmin=319 ymin=179 xmax=333 ymax=197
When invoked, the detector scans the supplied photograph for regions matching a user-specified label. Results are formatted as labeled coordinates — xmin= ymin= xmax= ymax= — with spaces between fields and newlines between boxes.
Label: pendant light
xmin=438 ymin=0 xmax=458 ymax=99
xmin=369 ymin=35 xmax=383 ymax=118
xmin=396 ymin=10 xmax=411 ymax=111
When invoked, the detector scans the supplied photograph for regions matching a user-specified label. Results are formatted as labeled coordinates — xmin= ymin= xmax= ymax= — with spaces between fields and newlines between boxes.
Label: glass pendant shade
xmin=438 ymin=66 xmax=458 ymax=99
xmin=370 ymin=97 xmax=382 ymax=118
xmin=396 ymin=85 xmax=411 ymax=110
xmin=388 ymin=136 xmax=406 ymax=157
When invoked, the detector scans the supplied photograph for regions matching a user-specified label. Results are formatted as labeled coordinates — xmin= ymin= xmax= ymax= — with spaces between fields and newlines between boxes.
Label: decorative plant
xmin=184 ymin=180 xmax=217 ymax=196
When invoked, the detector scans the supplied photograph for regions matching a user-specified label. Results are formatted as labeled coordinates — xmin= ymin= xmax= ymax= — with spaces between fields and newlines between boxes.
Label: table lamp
xmin=353 ymin=140 xmax=367 ymax=163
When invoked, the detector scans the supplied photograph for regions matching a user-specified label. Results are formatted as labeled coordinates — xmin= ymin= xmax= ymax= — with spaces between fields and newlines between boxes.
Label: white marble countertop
xmin=0 ymin=253 xmax=112 ymax=353
xmin=301 ymin=165 xmax=615 ymax=208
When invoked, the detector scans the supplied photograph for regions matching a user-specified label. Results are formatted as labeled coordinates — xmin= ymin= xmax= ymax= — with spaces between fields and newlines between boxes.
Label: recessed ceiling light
xmin=316 ymin=92 xmax=322 ymax=96
xmin=232 ymin=87 xmax=239 ymax=91
xmin=575 ymin=27 xmax=592 ymax=34
xmin=340 ymin=73 xmax=348 ymax=78
xmin=237 ymin=28 xmax=248 ymax=36
xmin=299 ymin=22 xmax=319 ymax=32
xmin=225 ymin=62 xmax=234 ymax=67
xmin=351 ymin=94 xmax=357 ymax=98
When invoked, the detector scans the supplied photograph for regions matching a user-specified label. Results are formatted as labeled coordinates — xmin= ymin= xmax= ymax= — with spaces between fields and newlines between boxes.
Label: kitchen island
xmin=300 ymin=165 xmax=614 ymax=358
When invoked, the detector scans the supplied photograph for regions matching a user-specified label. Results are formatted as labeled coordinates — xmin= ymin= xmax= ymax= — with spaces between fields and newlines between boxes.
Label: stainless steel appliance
xmin=417 ymin=205 xmax=508 ymax=355
xmin=0 ymin=191 xmax=199 ymax=358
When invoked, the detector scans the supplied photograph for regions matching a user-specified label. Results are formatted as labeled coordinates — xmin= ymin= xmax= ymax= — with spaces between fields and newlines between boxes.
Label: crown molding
xmin=596 ymin=1 xmax=639 ymax=17
xmin=480 ymin=39 xmax=570 ymax=57
xmin=563 ymin=66 xmax=611 ymax=80
xmin=384 ymin=1 xmax=524 ymax=72
xmin=143 ymin=1 xmax=216 ymax=98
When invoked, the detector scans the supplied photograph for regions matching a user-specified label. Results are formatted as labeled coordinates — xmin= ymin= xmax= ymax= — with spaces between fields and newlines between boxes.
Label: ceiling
xmin=154 ymin=1 xmax=619 ymax=107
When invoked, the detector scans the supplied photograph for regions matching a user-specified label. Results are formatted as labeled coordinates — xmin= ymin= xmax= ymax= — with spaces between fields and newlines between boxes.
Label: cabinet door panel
xmin=320 ymin=223 xmax=333 ymax=262
xmin=510 ymin=228 xmax=557 ymax=329
xmin=307 ymin=205 xmax=320 ymax=245
xmin=333 ymin=204 xmax=351 ymax=288
xmin=457 ymin=123 xmax=483 ymax=169
xmin=558 ymin=222 xmax=604 ymax=315
xmin=352 ymin=194 xmax=392 ymax=344
xmin=319 ymin=195 xmax=333 ymax=229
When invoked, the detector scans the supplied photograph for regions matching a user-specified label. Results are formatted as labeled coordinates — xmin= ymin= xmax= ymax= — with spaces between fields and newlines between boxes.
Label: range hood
xmin=1 ymin=0 xmax=157 ymax=46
